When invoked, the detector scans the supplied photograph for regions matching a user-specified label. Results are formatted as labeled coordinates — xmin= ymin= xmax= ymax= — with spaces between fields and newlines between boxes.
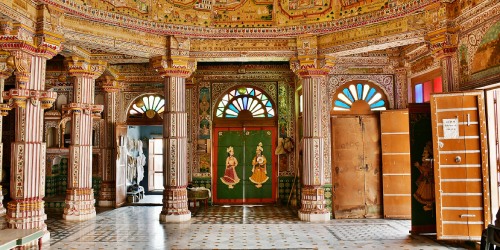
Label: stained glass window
xmin=333 ymin=83 xmax=387 ymax=111
xmin=216 ymin=87 xmax=275 ymax=118
xmin=129 ymin=95 xmax=165 ymax=119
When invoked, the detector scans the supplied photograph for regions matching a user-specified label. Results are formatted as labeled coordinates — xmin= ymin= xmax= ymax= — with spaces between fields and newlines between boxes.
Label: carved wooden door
xmin=331 ymin=115 xmax=381 ymax=218
xmin=380 ymin=110 xmax=411 ymax=219
xmin=431 ymin=91 xmax=490 ymax=240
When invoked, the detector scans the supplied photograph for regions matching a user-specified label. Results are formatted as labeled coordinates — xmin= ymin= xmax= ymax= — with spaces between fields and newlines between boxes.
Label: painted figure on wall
xmin=199 ymin=87 xmax=210 ymax=117
xmin=199 ymin=119 xmax=210 ymax=139
xmin=249 ymin=142 xmax=269 ymax=188
xmin=220 ymin=146 xmax=240 ymax=188
xmin=413 ymin=141 xmax=435 ymax=211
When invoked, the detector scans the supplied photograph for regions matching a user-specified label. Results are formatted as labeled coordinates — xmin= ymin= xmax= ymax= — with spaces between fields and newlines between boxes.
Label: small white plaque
xmin=443 ymin=118 xmax=459 ymax=139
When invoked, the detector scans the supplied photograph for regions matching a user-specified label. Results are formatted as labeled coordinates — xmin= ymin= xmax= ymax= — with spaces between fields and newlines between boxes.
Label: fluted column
xmin=292 ymin=35 xmax=333 ymax=222
xmin=151 ymin=36 xmax=196 ymax=223
xmin=63 ymin=57 xmax=106 ymax=221
xmin=98 ymin=76 xmax=123 ymax=207
xmin=0 ymin=52 xmax=13 ymax=229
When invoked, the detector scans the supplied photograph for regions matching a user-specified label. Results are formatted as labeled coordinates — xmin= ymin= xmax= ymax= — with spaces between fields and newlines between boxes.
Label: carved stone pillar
xmin=0 ymin=52 xmax=13 ymax=230
xmin=63 ymin=57 xmax=106 ymax=221
xmin=151 ymin=36 xmax=196 ymax=223
xmin=291 ymin=35 xmax=333 ymax=222
xmin=426 ymin=28 xmax=459 ymax=92
xmin=98 ymin=76 xmax=123 ymax=207
xmin=2 ymin=50 xmax=57 ymax=234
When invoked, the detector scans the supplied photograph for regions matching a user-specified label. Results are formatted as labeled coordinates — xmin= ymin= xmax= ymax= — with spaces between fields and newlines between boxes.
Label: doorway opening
xmin=212 ymin=85 xmax=278 ymax=205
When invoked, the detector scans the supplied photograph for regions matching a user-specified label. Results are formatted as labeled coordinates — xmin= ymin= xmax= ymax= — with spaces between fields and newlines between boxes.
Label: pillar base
xmin=159 ymin=212 xmax=191 ymax=223
xmin=63 ymin=210 xmax=96 ymax=221
xmin=298 ymin=210 xmax=331 ymax=222
xmin=0 ymin=214 xmax=6 ymax=230
xmin=63 ymin=188 xmax=96 ymax=221
xmin=6 ymin=199 xmax=48 ymax=230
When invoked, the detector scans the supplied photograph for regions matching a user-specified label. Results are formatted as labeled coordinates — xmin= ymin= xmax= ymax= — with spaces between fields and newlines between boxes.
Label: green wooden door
xmin=213 ymin=127 xmax=276 ymax=204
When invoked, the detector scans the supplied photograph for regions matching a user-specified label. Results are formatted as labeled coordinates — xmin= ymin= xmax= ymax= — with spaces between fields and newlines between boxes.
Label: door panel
xmin=148 ymin=139 xmax=163 ymax=191
xmin=213 ymin=127 xmax=276 ymax=204
xmin=331 ymin=115 xmax=381 ymax=219
xmin=431 ymin=91 xmax=490 ymax=241
xmin=115 ymin=124 xmax=128 ymax=208
xmin=362 ymin=116 xmax=382 ymax=218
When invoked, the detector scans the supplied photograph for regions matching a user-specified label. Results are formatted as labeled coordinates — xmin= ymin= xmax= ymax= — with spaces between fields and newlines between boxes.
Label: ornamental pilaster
xmin=99 ymin=76 xmax=124 ymax=207
xmin=62 ymin=57 xmax=106 ymax=221
xmin=388 ymin=48 xmax=409 ymax=108
xmin=291 ymin=35 xmax=333 ymax=222
xmin=426 ymin=28 xmax=459 ymax=92
xmin=0 ymin=51 xmax=13 ymax=229
xmin=150 ymin=36 xmax=195 ymax=223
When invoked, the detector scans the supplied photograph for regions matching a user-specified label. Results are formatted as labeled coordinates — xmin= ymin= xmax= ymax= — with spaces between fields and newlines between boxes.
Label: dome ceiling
xmin=61 ymin=0 xmax=429 ymax=37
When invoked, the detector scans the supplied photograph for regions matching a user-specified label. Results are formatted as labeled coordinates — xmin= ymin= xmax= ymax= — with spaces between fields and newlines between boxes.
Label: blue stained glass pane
xmin=226 ymin=114 xmax=237 ymax=118
xmin=370 ymin=100 xmax=386 ymax=108
xmin=242 ymin=97 xmax=248 ymax=110
xmin=415 ymin=84 xmax=423 ymax=103
xmin=265 ymin=101 xmax=272 ymax=107
xmin=357 ymin=84 xmax=363 ymax=100
xmin=228 ymin=104 xmax=239 ymax=114
xmin=335 ymin=100 xmax=351 ymax=109
xmin=342 ymin=88 xmax=355 ymax=102
xmin=250 ymin=89 xmax=255 ymax=96
xmin=366 ymin=88 xmax=376 ymax=102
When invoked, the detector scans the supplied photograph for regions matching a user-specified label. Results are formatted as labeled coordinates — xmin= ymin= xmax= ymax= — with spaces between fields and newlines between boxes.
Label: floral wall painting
xmin=471 ymin=21 xmax=500 ymax=76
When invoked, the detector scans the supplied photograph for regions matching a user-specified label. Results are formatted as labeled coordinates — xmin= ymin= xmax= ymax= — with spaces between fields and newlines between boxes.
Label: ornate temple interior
xmin=0 ymin=0 xmax=499 ymax=248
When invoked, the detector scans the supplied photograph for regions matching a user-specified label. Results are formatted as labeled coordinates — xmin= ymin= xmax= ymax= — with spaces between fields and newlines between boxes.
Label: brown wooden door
xmin=380 ymin=110 xmax=411 ymax=219
xmin=115 ymin=124 xmax=128 ymax=208
xmin=430 ymin=91 xmax=490 ymax=240
xmin=331 ymin=115 xmax=381 ymax=218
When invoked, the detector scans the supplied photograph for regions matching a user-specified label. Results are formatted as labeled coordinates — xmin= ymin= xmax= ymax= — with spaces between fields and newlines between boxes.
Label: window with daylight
xmin=129 ymin=95 xmax=165 ymax=119
xmin=216 ymin=87 xmax=275 ymax=118
xmin=413 ymin=76 xmax=442 ymax=103
xmin=333 ymin=83 xmax=387 ymax=112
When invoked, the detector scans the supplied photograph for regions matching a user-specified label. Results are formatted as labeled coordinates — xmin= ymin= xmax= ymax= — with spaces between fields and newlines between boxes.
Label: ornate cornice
xmin=64 ymin=56 xmax=107 ymax=79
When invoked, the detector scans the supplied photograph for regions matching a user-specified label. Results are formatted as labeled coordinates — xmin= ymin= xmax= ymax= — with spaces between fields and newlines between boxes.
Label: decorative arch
xmin=332 ymin=81 xmax=388 ymax=114
xmin=127 ymin=94 xmax=165 ymax=124
xmin=214 ymin=86 xmax=277 ymax=126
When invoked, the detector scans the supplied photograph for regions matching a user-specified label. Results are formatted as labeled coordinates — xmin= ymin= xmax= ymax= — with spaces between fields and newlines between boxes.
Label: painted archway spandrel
xmin=328 ymin=75 xmax=394 ymax=109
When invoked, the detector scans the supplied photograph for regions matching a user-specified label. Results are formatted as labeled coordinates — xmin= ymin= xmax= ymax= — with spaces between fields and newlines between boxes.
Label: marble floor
xmin=45 ymin=205 xmax=476 ymax=250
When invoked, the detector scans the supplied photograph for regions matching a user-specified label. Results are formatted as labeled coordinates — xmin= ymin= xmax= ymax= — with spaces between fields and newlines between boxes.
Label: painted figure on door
xmin=220 ymin=146 xmax=240 ymax=188
xmin=249 ymin=142 xmax=269 ymax=188
xmin=413 ymin=141 xmax=435 ymax=211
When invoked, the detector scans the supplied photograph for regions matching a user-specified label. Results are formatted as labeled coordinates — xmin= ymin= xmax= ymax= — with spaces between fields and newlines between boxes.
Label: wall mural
xmin=470 ymin=21 xmax=500 ymax=80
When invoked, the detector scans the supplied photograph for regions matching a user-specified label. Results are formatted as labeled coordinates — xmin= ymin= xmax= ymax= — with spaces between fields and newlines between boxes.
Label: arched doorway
xmin=212 ymin=86 xmax=278 ymax=204
xmin=330 ymin=81 xmax=388 ymax=218
xmin=115 ymin=94 xmax=165 ymax=206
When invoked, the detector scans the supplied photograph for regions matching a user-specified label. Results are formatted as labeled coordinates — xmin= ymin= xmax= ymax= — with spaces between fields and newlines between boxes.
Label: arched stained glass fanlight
xmin=216 ymin=87 xmax=275 ymax=118
xmin=334 ymin=83 xmax=386 ymax=111
xmin=129 ymin=95 xmax=165 ymax=118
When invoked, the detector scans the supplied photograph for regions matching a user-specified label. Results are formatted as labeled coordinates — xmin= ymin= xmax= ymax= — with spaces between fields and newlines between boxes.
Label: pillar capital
xmin=0 ymin=21 xmax=63 ymax=59
xmin=292 ymin=35 xmax=335 ymax=78
xmin=150 ymin=36 xmax=196 ymax=78
xmin=65 ymin=57 xmax=107 ymax=79
xmin=425 ymin=27 xmax=458 ymax=60
xmin=100 ymin=76 xmax=124 ymax=93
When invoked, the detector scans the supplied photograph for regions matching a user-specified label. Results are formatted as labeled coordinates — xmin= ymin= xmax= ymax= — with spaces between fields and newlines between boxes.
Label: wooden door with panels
xmin=430 ymin=91 xmax=490 ymax=240
xmin=380 ymin=110 xmax=411 ymax=219
xmin=331 ymin=115 xmax=381 ymax=219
